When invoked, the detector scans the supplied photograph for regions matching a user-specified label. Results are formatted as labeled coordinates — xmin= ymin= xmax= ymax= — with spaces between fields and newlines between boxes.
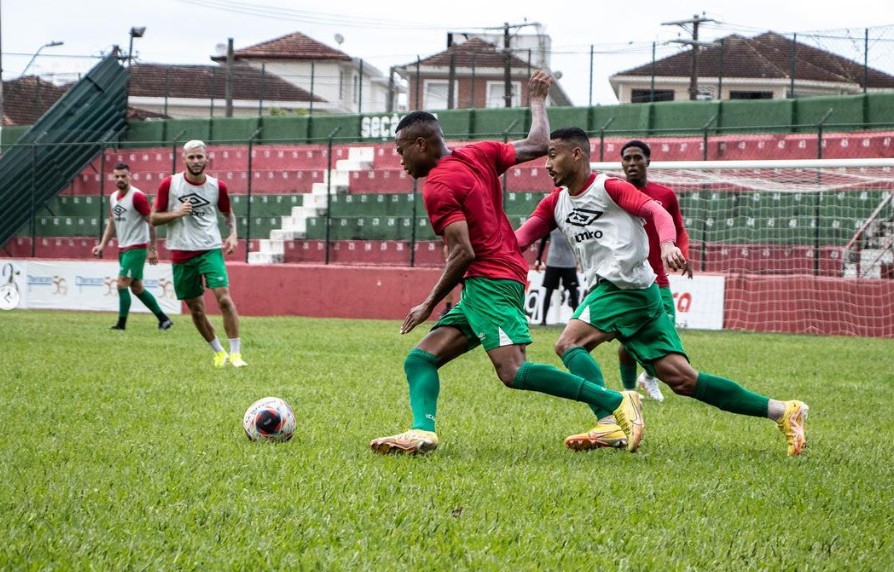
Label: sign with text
xmin=1 ymin=259 xmax=181 ymax=314
xmin=524 ymin=271 xmax=725 ymax=330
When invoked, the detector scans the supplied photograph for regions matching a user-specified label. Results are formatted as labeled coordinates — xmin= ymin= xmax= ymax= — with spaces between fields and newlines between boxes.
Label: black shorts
xmin=542 ymin=266 xmax=579 ymax=290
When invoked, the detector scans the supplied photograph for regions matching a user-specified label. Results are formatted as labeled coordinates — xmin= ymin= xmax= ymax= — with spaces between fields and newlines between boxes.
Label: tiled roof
xmin=212 ymin=31 xmax=352 ymax=62
xmin=402 ymin=37 xmax=532 ymax=69
xmin=128 ymin=63 xmax=325 ymax=102
xmin=127 ymin=107 xmax=169 ymax=121
xmin=615 ymin=31 xmax=894 ymax=88
xmin=2 ymin=76 xmax=70 ymax=126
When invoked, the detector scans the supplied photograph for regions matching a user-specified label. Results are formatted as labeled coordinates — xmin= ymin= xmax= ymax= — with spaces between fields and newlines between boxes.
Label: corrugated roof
xmin=615 ymin=31 xmax=894 ymax=88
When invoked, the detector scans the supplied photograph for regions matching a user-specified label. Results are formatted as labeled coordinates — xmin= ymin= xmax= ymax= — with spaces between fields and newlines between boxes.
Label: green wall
xmin=4 ymin=93 xmax=894 ymax=150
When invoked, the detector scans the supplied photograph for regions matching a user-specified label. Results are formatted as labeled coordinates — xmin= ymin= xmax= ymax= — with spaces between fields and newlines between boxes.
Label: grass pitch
xmin=1 ymin=310 xmax=892 ymax=570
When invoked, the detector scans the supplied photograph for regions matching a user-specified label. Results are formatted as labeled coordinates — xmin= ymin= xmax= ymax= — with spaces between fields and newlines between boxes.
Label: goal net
xmin=591 ymin=158 xmax=894 ymax=337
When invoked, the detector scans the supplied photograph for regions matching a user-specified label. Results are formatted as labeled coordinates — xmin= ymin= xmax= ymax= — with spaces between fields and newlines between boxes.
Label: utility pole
xmin=486 ymin=21 xmax=541 ymax=108
xmin=225 ymin=38 xmax=234 ymax=117
xmin=503 ymin=22 xmax=512 ymax=108
xmin=663 ymin=14 xmax=717 ymax=100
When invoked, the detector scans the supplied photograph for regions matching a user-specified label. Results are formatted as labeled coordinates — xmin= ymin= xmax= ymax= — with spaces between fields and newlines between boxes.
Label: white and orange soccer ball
xmin=243 ymin=397 xmax=296 ymax=442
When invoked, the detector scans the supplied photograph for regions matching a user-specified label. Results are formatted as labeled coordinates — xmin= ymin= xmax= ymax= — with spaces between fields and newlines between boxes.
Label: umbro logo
xmin=565 ymin=208 xmax=602 ymax=227
xmin=179 ymin=194 xmax=211 ymax=208
xmin=112 ymin=205 xmax=127 ymax=217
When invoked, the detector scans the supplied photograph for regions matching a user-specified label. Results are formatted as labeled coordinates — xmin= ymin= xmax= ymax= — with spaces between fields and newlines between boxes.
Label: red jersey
xmin=636 ymin=181 xmax=690 ymax=287
xmin=423 ymin=141 xmax=528 ymax=284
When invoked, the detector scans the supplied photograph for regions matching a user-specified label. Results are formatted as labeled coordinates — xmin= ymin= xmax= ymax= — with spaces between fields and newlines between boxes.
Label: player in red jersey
xmin=617 ymin=140 xmax=692 ymax=402
xmin=370 ymin=71 xmax=644 ymax=455
xmin=515 ymin=127 xmax=808 ymax=456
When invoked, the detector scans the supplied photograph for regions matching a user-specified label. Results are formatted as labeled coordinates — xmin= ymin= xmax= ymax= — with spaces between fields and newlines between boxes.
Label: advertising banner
xmin=525 ymin=271 xmax=725 ymax=330
xmin=0 ymin=259 xmax=181 ymax=314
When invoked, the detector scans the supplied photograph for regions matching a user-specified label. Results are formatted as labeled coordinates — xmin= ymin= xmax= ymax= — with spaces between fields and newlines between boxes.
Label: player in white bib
xmin=515 ymin=127 xmax=808 ymax=456
xmin=151 ymin=140 xmax=247 ymax=368
xmin=92 ymin=162 xmax=172 ymax=331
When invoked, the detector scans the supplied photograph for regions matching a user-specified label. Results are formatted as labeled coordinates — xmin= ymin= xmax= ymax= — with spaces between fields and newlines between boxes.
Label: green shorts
xmin=573 ymin=281 xmax=687 ymax=377
xmin=172 ymin=249 xmax=229 ymax=300
xmin=434 ymin=277 xmax=532 ymax=352
xmin=118 ymin=248 xmax=147 ymax=280
xmin=659 ymin=286 xmax=676 ymax=323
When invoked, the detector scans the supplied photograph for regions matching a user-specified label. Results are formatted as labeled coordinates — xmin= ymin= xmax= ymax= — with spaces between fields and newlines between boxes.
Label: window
xmin=422 ymin=80 xmax=458 ymax=110
xmin=730 ymin=91 xmax=773 ymax=100
xmin=696 ymin=87 xmax=715 ymax=101
xmin=486 ymin=81 xmax=520 ymax=108
xmin=352 ymin=74 xmax=359 ymax=104
xmin=338 ymin=70 xmax=345 ymax=100
xmin=631 ymin=89 xmax=674 ymax=103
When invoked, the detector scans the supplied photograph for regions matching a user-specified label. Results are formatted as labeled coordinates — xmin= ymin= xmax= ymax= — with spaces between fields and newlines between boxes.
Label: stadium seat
xmin=110 ymin=147 xmax=176 ymax=172
xmin=503 ymin=165 xmax=554 ymax=193
xmin=347 ymin=169 xmax=416 ymax=193
xmin=249 ymin=144 xmax=331 ymax=170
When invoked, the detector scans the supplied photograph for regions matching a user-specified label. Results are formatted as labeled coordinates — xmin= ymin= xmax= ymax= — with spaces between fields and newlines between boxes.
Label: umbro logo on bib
xmin=566 ymin=208 xmax=602 ymax=227
xmin=179 ymin=194 xmax=211 ymax=208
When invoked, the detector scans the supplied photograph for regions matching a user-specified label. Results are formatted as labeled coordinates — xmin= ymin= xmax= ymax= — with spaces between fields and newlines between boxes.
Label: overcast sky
xmin=2 ymin=0 xmax=893 ymax=106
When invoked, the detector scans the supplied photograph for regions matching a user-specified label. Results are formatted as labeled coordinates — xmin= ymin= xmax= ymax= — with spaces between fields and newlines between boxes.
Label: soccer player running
xmin=515 ymin=127 xmax=808 ymax=456
xmin=150 ymin=140 xmax=247 ymax=368
xmin=616 ymin=140 xmax=691 ymax=402
xmin=370 ymin=71 xmax=645 ymax=455
xmin=92 ymin=162 xmax=173 ymax=331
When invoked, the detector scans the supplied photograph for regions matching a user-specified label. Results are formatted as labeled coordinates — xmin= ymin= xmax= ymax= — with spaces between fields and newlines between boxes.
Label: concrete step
xmin=280 ymin=215 xmax=307 ymax=234
xmin=311 ymin=181 xmax=349 ymax=195
xmin=258 ymin=239 xmax=284 ymax=254
xmin=247 ymin=251 xmax=283 ymax=264
xmin=270 ymin=228 xmax=304 ymax=240
xmin=335 ymin=158 xmax=373 ymax=171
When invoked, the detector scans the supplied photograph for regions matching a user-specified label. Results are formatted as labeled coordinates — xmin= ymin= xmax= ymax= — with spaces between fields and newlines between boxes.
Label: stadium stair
xmin=247 ymin=146 xmax=375 ymax=264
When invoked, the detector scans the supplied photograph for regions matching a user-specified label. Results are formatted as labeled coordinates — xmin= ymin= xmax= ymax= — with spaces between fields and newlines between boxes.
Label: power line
xmin=174 ymin=0 xmax=465 ymax=31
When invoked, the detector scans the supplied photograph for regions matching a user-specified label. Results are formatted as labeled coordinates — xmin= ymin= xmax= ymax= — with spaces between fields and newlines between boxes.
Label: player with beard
xmin=515 ymin=127 xmax=809 ymax=456
xmin=370 ymin=72 xmax=645 ymax=455
xmin=93 ymin=162 xmax=173 ymax=331
xmin=150 ymin=140 xmax=247 ymax=368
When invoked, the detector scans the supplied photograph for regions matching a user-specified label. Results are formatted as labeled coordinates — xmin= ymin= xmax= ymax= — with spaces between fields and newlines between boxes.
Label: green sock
xmin=118 ymin=288 xmax=131 ymax=319
xmin=135 ymin=290 xmax=164 ymax=316
xmin=513 ymin=361 xmax=622 ymax=415
xmin=404 ymin=349 xmax=440 ymax=432
xmin=561 ymin=346 xmax=614 ymax=419
xmin=693 ymin=372 xmax=770 ymax=418
xmin=619 ymin=363 xmax=638 ymax=390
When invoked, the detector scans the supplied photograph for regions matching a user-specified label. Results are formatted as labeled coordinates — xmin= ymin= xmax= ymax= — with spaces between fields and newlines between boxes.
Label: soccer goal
xmin=591 ymin=158 xmax=894 ymax=337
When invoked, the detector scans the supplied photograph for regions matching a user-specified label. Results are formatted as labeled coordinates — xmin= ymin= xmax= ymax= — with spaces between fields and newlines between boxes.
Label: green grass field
xmin=1 ymin=310 xmax=892 ymax=570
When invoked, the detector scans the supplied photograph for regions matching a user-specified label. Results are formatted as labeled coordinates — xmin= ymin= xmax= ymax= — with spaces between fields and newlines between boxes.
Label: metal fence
xmin=4 ymin=124 xmax=893 ymax=272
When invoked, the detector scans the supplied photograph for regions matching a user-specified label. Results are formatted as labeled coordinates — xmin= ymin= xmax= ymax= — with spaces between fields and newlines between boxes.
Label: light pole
xmin=21 ymin=40 xmax=63 ymax=77
xmin=128 ymin=27 xmax=146 ymax=67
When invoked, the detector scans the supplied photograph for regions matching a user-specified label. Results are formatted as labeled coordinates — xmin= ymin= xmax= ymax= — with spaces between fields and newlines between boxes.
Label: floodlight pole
xmin=127 ymin=27 xmax=146 ymax=68
xmin=21 ymin=40 xmax=63 ymax=77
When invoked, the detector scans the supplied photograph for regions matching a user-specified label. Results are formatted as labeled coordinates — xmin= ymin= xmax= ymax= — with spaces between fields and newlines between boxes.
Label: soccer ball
xmin=243 ymin=397 xmax=296 ymax=442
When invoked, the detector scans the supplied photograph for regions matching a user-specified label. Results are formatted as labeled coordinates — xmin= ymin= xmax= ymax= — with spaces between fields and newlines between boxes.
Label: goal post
xmin=589 ymin=158 xmax=894 ymax=337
